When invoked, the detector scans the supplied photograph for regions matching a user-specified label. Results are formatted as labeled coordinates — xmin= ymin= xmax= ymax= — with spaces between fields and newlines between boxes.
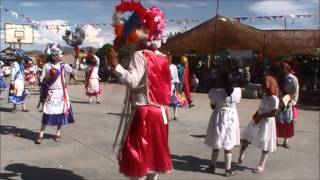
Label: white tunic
xmin=40 ymin=62 xmax=73 ymax=114
xmin=10 ymin=61 xmax=25 ymax=96
xmin=205 ymin=87 xmax=242 ymax=150
xmin=241 ymin=95 xmax=279 ymax=152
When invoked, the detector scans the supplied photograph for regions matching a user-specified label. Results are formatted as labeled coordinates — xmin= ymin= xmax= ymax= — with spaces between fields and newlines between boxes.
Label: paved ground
xmin=0 ymin=84 xmax=319 ymax=180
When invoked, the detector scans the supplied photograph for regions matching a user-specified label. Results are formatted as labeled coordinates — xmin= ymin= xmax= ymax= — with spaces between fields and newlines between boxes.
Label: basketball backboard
xmin=4 ymin=23 xmax=34 ymax=44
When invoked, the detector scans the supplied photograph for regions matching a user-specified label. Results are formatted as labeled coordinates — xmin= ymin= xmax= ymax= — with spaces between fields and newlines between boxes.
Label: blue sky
xmin=1 ymin=0 xmax=319 ymax=50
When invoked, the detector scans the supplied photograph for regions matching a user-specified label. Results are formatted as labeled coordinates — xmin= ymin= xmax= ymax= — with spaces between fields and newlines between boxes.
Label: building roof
xmin=161 ymin=15 xmax=320 ymax=57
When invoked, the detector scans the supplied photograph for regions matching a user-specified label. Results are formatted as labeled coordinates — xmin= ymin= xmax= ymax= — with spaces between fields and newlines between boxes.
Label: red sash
xmin=85 ymin=65 xmax=94 ymax=88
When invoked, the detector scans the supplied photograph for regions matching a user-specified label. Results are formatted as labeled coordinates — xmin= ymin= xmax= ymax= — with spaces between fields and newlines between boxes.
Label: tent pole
xmin=213 ymin=0 xmax=220 ymax=55
xmin=263 ymin=32 xmax=268 ymax=60
xmin=284 ymin=17 xmax=287 ymax=30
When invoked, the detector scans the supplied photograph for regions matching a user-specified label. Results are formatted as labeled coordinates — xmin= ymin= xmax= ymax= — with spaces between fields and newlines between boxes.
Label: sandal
xmin=35 ymin=135 xmax=43 ymax=144
xmin=225 ymin=169 xmax=236 ymax=177
xmin=22 ymin=109 xmax=29 ymax=112
xmin=253 ymin=166 xmax=264 ymax=173
xmin=54 ymin=135 xmax=61 ymax=142
xmin=283 ymin=142 xmax=290 ymax=148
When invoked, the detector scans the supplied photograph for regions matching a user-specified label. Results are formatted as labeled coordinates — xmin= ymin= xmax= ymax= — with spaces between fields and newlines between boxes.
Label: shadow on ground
xmin=0 ymin=107 xmax=13 ymax=112
xmin=0 ymin=125 xmax=55 ymax=143
xmin=171 ymin=154 xmax=253 ymax=177
xmin=70 ymin=100 xmax=89 ymax=104
xmin=190 ymin=134 xmax=206 ymax=138
xmin=1 ymin=163 xmax=85 ymax=180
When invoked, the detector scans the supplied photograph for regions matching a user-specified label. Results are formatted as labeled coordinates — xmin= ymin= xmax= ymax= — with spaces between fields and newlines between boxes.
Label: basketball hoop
xmin=4 ymin=23 xmax=34 ymax=45
xmin=15 ymin=31 xmax=25 ymax=43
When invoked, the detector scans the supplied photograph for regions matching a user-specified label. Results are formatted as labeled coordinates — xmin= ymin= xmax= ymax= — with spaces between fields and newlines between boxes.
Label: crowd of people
xmin=0 ymin=3 xmax=302 ymax=180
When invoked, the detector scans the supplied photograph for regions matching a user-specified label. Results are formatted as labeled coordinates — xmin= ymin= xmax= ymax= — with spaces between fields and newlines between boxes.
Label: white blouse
xmin=40 ymin=62 xmax=74 ymax=90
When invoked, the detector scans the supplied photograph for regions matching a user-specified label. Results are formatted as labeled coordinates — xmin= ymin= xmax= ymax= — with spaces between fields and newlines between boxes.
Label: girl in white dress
xmin=84 ymin=48 xmax=101 ymax=104
xmin=168 ymin=53 xmax=180 ymax=120
xmin=205 ymin=73 xmax=241 ymax=176
xmin=238 ymin=75 xmax=279 ymax=173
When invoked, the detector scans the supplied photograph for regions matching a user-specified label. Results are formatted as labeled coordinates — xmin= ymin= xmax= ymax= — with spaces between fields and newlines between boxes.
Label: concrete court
xmin=0 ymin=84 xmax=319 ymax=180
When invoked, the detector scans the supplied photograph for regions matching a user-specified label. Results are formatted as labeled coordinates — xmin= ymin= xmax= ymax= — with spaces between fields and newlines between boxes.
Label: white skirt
xmin=241 ymin=118 xmax=277 ymax=152
xmin=86 ymin=78 xmax=100 ymax=96
xmin=205 ymin=107 xmax=240 ymax=150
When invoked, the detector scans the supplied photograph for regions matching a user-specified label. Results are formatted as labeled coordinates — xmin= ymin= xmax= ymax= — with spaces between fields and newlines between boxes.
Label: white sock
xmin=39 ymin=124 xmax=46 ymax=137
xmin=56 ymin=126 xmax=62 ymax=136
xmin=39 ymin=131 xmax=44 ymax=137
xmin=259 ymin=152 xmax=268 ymax=168
xmin=239 ymin=150 xmax=246 ymax=161
xmin=211 ymin=150 xmax=219 ymax=166
xmin=225 ymin=153 xmax=232 ymax=170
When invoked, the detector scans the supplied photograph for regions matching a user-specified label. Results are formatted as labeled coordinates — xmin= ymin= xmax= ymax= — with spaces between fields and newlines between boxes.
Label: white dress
xmin=205 ymin=87 xmax=242 ymax=150
xmin=25 ymin=65 xmax=37 ymax=84
xmin=241 ymin=95 xmax=279 ymax=152
xmin=85 ymin=55 xmax=101 ymax=96
xmin=169 ymin=64 xmax=179 ymax=95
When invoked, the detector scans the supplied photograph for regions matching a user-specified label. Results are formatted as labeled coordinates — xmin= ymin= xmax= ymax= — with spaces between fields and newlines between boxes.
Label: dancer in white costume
xmin=168 ymin=53 xmax=180 ymax=120
xmin=84 ymin=48 xmax=101 ymax=104
xmin=35 ymin=43 xmax=75 ymax=144
xmin=8 ymin=49 xmax=29 ymax=112
xmin=205 ymin=73 xmax=241 ymax=177
xmin=239 ymin=76 xmax=279 ymax=173
xmin=25 ymin=58 xmax=37 ymax=89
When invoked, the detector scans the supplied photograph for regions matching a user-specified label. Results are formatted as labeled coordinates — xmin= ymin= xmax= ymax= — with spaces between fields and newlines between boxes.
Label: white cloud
xmin=248 ymin=0 xmax=318 ymax=15
xmin=81 ymin=25 xmax=114 ymax=47
xmin=20 ymin=2 xmax=39 ymax=7
xmin=248 ymin=0 xmax=319 ymax=29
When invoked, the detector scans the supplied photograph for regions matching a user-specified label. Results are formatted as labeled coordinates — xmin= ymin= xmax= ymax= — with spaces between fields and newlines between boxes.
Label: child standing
xmin=205 ymin=73 xmax=241 ymax=177
xmin=238 ymin=76 xmax=279 ymax=173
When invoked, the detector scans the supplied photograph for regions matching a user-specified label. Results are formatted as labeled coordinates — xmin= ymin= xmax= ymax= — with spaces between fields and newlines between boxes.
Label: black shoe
xmin=189 ymin=104 xmax=195 ymax=108
xmin=225 ymin=169 xmax=236 ymax=177
xmin=283 ymin=142 xmax=290 ymax=148
xmin=207 ymin=165 xmax=215 ymax=174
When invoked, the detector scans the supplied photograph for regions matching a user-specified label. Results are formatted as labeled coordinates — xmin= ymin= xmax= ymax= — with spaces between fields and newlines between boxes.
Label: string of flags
xmin=1 ymin=6 xmax=319 ymax=32
xmin=233 ymin=14 xmax=320 ymax=22
xmin=0 ymin=6 xmax=112 ymax=32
